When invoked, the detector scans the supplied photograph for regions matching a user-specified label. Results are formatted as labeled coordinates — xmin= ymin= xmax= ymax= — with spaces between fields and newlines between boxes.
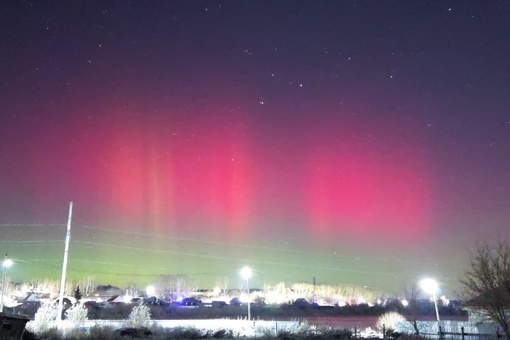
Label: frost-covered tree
xmin=376 ymin=311 xmax=406 ymax=332
xmin=128 ymin=304 xmax=151 ymax=328
xmin=26 ymin=302 xmax=59 ymax=335
xmin=65 ymin=303 xmax=88 ymax=326
xmin=59 ymin=303 xmax=89 ymax=338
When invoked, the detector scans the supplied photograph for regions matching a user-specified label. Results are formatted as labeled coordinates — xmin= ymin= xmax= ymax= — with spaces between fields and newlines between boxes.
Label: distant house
xmin=293 ymin=298 xmax=310 ymax=307
xmin=17 ymin=292 xmax=50 ymax=304
xmin=23 ymin=293 xmax=40 ymax=303
xmin=14 ymin=292 xmax=69 ymax=318
xmin=15 ymin=293 xmax=42 ymax=318
xmin=106 ymin=295 xmax=130 ymax=304
xmin=212 ymin=301 xmax=227 ymax=308
xmin=87 ymin=287 xmax=124 ymax=302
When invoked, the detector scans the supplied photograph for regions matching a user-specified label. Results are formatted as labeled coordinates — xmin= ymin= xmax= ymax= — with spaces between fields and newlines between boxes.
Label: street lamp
xmin=420 ymin=278 xmax=440 ymax=331
xmin=146 ymin=285 xmax=155 ymax=297
xmin=1 ymin=255 xmax=13 ymax=313
xmin=240 ymin=266 xmax=252 ymax=320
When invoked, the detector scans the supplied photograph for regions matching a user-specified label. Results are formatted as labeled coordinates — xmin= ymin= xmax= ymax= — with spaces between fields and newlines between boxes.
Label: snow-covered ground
xmin=44 ymin=319 xmax=305 ymax=338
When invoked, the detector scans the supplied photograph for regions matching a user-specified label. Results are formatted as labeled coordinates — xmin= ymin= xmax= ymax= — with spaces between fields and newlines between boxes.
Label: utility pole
xmin=57 ymin=202 xmax=73 ymax=321
xmin=1 ymin=254 xmax=13 ymax=313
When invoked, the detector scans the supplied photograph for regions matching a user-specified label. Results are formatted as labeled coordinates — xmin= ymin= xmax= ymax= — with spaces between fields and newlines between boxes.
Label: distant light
xmin=146 ymin=285 xmax=155 ymax=296
xmin=3 ymin=259 xmax=13 ymax=268
xmin=240 ymin=266 xmax=252 ymax=280
xmin=266 ymin=290 xmax=285 ymax=305
xmin=440 ymin=295 xmax=450 ymax=306
xmin=420 ymin=278 xmax=441 ymax=324
xmin=239 ymin=293 xmax=250 ymax=303
xmin=420 ymin=278 xmax=438 ymax=295
xmin=401 ymin=299 xmax=409 ymax=307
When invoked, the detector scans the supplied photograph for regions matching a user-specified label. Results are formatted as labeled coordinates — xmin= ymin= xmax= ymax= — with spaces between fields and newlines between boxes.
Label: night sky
xmin=1 ymin=1 xmax=510 ymax=296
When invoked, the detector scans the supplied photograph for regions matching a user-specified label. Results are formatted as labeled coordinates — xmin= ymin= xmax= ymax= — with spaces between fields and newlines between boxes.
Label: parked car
xmin=181 ymin=297 xmax=201 ymax=306
xmin=229 ymin=297 xmax=242 ymax=306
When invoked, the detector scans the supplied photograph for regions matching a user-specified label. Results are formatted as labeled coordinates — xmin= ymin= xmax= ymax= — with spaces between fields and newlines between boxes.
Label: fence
xmin=394 ymin=320 xmax=507 ymax=340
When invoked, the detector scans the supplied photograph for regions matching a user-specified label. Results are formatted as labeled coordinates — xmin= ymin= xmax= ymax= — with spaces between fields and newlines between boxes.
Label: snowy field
xmin=44 ymin=319 xmax=305 ymax=338
xmin=33 ymin=316 xmax=496 ymax=339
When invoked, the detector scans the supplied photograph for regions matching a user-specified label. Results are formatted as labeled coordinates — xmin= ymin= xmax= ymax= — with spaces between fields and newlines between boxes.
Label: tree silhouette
xmin=74 ymin=285 xmax=82 ymax=302
xmin=460 ymin=240 xmax=510 ymax=340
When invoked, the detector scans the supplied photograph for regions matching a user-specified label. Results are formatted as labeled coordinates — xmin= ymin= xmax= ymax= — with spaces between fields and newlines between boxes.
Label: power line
xmin=0 ymin=222 xmax=439 ymax=268
xmin=80 ymin=225 xmax=439 ymax=268
xmin=72 ymin=240 xmax=405 ymax=278
xmin=0 ymin=222 xmax=445 ymax=287
xmin=0 ymin=240 xmax=63 ymax=245
xmin=0 ymin=224 xmax=65 ymax=227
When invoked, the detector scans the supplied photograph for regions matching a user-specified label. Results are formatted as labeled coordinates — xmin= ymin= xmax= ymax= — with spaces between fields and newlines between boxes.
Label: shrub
xmin=59 ymin=304 xmax=89 ymax=339
xmin=65 ymin=303 xmax=88 ymax=326
xmin=114 ymin=327 xmax=152 ymax=338
xmin=88 ymin=325 xmax=118 ymax=339
xmin=30 ymin=327 xmax=61 ymax=340
xmin=376 ymin=311 xmax=406 ymax=332
xmin=26 ymin=302 xmax=59 ymax=335
xmin=276 ymin=330 xmax=294 ymax=339
xmin=208 ymin=328 xmax=234 ymax=338
xmin=321 ymin=327 xmax=353 ymax=339
xmin=128 ymin=303 xmax=152 ymax=328
xmin=166 ymin=326 xmax=203 ymax=339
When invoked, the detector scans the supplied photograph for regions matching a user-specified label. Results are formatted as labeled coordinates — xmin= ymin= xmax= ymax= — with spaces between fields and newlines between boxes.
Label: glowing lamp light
xmin=240 ymin=266 xmax=252 ymax=320
xmin=146 ymin=285 xmax=155 ymax=296
xmin=420 ymin=278 xmax=441 ymax=329
xmin=401 ymin=299 xmax=409 ymax=307
xmin=420 ymin=278 xmax=438 ymax=296
xmin=3 ymin=259 xmax=13 ymax=268
xmin=240 ymin=266 xmax=252 ymax=280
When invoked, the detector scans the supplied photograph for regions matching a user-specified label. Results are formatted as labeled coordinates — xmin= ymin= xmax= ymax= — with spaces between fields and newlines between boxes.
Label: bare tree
xmin=125 ymin=283 xmax=138 ymax=298
xmin=155 ymin=275 xmax=191 ymax=301
xmin=78 ymin=276 xmax=97 ymax=296
xmin=404 ymin=281 xmax=422 ymax=336
xmin=460 ymin=240 xmax=510 ymax=339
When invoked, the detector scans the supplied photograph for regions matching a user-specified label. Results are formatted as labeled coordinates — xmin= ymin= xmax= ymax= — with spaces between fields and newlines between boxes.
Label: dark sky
xmin=1 ymin=0 xmax=509 ymax=296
